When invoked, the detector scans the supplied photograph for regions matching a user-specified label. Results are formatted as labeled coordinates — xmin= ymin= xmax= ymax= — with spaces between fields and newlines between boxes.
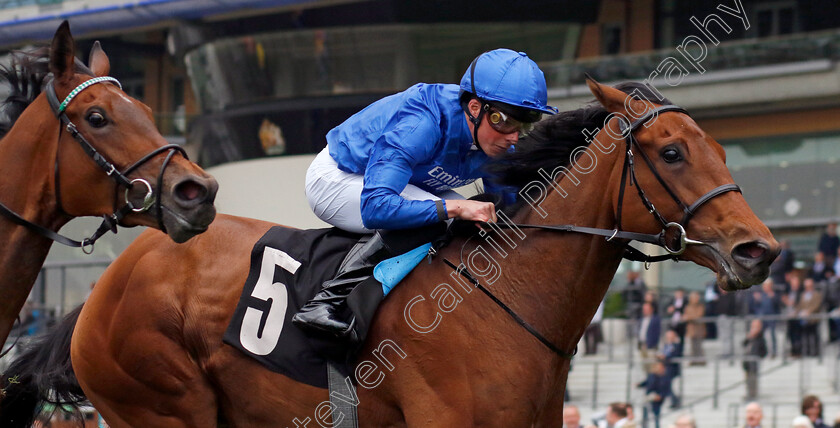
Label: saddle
xmin=222 ymin=194 xmax=498 ymax=388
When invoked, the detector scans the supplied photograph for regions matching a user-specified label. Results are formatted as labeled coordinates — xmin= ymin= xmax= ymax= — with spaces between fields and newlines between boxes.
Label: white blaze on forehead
xmin=117 ymin=92 xmax=134 ymax=105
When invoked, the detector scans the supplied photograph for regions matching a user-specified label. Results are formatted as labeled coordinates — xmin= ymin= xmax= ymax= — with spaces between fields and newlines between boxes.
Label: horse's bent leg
xmin=83 ymin=375 xmax=218 ymax=428
xmin=73 ymin=306 xmax=220 ymax=427
xmin=76 ymin=354 xmax=219 ymax=428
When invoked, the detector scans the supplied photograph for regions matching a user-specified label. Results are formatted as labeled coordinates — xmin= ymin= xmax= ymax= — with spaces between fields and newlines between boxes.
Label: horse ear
xmin=89 ymin=41 xmax=111 ymax=77
xmin=585 ymin=75 xmax=629 ymax=114
xmin=49 ymin=21 xmax=76 ymax=85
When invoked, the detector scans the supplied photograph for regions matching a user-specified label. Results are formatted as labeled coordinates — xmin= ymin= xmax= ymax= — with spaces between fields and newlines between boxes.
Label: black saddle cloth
xmin=222 ymin=219 xmax=463 ymax=388
xmin=223 ymin=226 xmax=365 ymax=388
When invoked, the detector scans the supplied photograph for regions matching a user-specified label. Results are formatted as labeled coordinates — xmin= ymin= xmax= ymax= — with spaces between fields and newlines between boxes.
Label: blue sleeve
xmin=360 ymin=115 xmax=443 ymax=230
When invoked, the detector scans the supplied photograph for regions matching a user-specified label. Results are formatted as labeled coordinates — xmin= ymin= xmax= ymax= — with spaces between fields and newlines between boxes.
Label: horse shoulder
xmin=88 ymin=214 xmax=276 ymax=351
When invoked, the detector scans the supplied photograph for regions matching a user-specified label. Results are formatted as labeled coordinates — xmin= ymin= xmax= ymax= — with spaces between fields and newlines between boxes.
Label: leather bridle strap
xmin=485 ymin=105 xmax=742 ymax=262
xmin=49 ymin=78 xmax=187 ymax=246
xmin=616 ymin=106 xmax=742 ymax=230
xmin=0 ymin=316 xmax=22 ymax=359
xmin=615 ymin=106 xmax=689 ymax=229
xmin=0 ymin=202 xmax=90 ymax=247
xmin=442 ymin=258 xmax=576 ymax=360
xmin=46 ymin=78 xmax=134 ymax=188
xmin=489 ymin=223 xmax=670 ymax=246
xmin=682 ymin=183 xmax=742 ymax=226
xmin=154 ymin=149 xmax=179 ymax=233
xmin=0 ymin=76 xmax=188 ymax=252
xmin=628 ymin=132 xmax=741 ymax=228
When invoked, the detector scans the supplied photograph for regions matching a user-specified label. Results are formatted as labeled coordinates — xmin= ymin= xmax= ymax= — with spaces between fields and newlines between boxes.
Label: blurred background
xmin=2 ymin=1 xmax=840 ymax=426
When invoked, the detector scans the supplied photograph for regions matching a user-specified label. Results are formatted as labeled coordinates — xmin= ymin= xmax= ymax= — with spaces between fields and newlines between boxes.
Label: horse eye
xmin=87 ymin=111 xmax=107 ymax=128
xmin=661 ymin=148 xmax=682 ymax=163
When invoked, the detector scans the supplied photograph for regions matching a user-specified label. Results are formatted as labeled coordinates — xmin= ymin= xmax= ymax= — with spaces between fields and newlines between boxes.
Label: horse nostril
xmin=731 ymin=240 xmax=778 ymax=271
xmin=735 ymin=242 xmax=767 ymax=260
xmin=174 ymin=179 xmax=207 ymax=203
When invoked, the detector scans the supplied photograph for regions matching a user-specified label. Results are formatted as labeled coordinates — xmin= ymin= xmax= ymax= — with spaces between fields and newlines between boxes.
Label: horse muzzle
xmin=697 ymin=239 xmax=779 ymax=290
xmin=159 ymin=174 xmax=219 ymax=243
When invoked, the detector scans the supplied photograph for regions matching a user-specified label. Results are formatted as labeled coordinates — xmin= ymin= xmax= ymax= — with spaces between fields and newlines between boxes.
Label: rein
xmin=0 ymin=316 xmax=21 ymax=359
xmin=442 ymin=258 xmax=577 ymax=360
xmin=443 ymin=105 xmax=741 ymax=359
xmin=0 ymin=76 xmax=186 ymax=253
xmin=496 ymin=105 xmax=741 ymax=263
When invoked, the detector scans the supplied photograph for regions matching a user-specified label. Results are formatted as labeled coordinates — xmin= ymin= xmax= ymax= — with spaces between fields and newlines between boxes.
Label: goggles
xmin=485 ymin=106 xmax=534 ymax=135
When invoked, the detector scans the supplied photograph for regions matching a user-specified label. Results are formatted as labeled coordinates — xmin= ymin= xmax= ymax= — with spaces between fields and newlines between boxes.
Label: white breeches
xmin=305 ymin=147 xmax=462 ymax=233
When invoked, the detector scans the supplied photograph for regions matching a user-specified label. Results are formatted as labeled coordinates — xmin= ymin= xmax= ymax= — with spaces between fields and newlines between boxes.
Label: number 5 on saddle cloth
xmin=223 ymin=222 xmax=446 ymax=388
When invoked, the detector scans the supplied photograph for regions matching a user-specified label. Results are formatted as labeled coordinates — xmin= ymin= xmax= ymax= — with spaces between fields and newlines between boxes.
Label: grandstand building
xmin=1 ymin=0 xmax=839 ymax=303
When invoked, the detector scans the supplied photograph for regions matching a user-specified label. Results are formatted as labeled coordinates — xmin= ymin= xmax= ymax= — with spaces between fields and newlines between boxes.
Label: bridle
xmin=0 ymin=75 xmax=187 ymax=253
xmin=445 ymin=104 xmax=741 ymax=360
xmin=496 ymin=105 xmax=741 ymax=263
xmin=613 ymin=105 xmax=741 ymax=259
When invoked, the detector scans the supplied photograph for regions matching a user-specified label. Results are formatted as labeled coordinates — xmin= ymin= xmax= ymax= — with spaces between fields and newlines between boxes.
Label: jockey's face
xmin=466 ymin=99 xmax=519 ymax=158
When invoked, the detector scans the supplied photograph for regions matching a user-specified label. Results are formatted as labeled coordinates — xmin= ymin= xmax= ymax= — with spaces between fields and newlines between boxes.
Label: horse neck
xmin=503 ymin=142 xmax=625 ymax=354
xmin=0 ymin=99 xmax=65 ymax=344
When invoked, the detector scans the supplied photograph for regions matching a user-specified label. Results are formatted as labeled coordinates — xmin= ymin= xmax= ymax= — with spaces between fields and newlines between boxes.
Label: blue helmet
xmin=459 ymin=49 xmax=558 ymax=120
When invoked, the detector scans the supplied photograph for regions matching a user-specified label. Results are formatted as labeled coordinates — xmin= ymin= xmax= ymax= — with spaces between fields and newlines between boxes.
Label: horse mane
xmin=485 ymin=82 xmax=673 ymax=215
xmin=0 ymin=48 xmax=93 ymax=139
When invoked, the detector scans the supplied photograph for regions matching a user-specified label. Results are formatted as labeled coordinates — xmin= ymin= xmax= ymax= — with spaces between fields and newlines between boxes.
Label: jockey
xmin=293 ymin=48 xmax=557 ymax=338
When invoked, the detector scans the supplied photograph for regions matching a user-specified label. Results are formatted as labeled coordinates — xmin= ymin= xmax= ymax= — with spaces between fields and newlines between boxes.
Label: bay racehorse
xmin=3 ymin=77 xmax=777 ymax=427
xmin=0 ymin=22 xmax=217 ymax=359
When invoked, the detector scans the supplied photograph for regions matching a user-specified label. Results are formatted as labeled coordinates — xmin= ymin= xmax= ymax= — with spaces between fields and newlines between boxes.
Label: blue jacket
xmin=641 ymin=315 xmax=662 ymax=350
xmin=661 ymin=341 xmax=682 ymax=379
xmin=642 ymin=372 xmax=672 ymax=412
xmin=327 ymin=83 xmax=489 ymax=230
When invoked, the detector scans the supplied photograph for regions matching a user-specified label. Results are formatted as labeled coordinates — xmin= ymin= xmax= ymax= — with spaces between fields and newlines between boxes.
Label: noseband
xmin=608 ymin=105 xmax=741 ymax=260
xmin=0 ymin=76 xmax=187 ymax=253
xmin=445 ymin=105 xmax=741 ymax=360
xmin=493 ymin=105 xmax=741 ymax=263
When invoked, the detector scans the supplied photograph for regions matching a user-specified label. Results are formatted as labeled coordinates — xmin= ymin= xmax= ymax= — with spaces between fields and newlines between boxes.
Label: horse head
xmin=47 ymin=21 xmax=217 ymax=243
xmin=586 ymin=77 xmax=779 ymax=290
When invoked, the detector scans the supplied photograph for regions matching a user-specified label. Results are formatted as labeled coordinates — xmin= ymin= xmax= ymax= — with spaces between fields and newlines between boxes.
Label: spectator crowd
xmin=562 ymin=398 xmax=840 ymax=428
xmin=571 ymin=223 xmax=840 ymax=428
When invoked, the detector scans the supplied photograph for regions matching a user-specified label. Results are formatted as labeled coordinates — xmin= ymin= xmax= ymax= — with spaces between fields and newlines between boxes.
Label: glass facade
xmin=727 ymin=132 xmax=840 ymax=228
xmin=183 ymin=21 xmax=840 ymax=292
xmin=542 ymin=27 xmax=840 ymax=87
xmin=184 ymin=23 xmax=579 ymax=167
xmin=628 ymin=132 xmax=840 ymax=292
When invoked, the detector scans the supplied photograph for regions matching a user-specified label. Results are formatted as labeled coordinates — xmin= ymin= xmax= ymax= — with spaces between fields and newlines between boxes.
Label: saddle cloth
xmin=222 ymin=224 xmax=436 ymax=388
xmin=223 ymin=226 xmax=366 ymax=388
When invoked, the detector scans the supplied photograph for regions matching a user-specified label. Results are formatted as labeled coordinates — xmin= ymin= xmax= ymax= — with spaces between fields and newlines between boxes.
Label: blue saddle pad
xmin=374 ymin=243 xmax=431 ymax=295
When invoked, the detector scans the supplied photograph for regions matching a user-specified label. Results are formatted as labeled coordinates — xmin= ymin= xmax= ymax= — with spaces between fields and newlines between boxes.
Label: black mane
xmin=486 ymin=82 xmax=673 ymax=190
xmin=0 ymin=48 xmax=93 ymax=139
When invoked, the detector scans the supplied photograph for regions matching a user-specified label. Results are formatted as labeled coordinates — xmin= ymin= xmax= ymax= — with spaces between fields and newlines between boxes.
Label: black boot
xmin=292 ymin=233 xmax=391 ymax=338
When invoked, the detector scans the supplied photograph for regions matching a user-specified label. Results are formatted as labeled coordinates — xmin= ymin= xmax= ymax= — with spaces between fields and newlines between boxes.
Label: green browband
xmin=57 ymin=76 xmax=122 ymax=113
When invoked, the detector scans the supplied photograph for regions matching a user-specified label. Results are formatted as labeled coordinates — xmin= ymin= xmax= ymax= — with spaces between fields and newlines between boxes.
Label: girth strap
xmin=327 ymin=364 xmax=359 ymax=428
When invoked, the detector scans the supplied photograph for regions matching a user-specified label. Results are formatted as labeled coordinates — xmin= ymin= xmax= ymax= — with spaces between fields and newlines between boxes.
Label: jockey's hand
xmin=445 ymin=199 xmax=497 ymax=223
